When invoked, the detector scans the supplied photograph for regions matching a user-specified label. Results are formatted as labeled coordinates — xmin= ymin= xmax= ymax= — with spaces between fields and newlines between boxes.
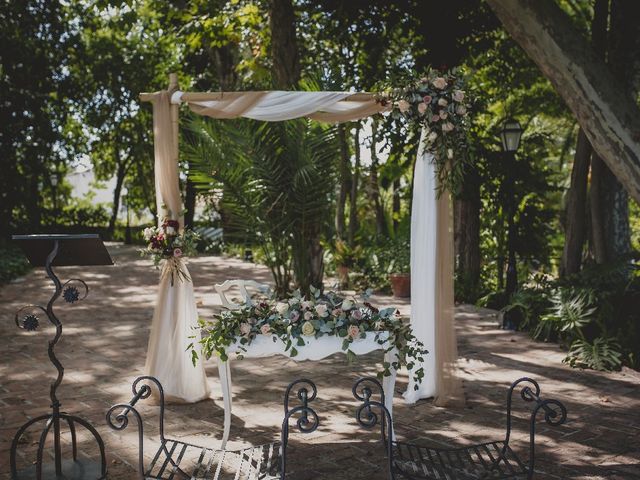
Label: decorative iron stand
xmin=10 ymin=235 xmax=112 ymax=480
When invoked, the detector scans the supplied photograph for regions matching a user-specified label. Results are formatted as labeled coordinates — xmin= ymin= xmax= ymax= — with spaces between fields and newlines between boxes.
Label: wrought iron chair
xmin=214 ymin=279 xmax=271 ymax=310
xmin=106 ymin=376 xmax=319 ymax=479
xmin=353 ymin=377 xmax=567 ymax=480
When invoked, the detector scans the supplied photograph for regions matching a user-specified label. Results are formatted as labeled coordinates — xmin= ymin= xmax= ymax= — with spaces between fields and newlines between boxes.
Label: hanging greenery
xmin=379 ymin=67 xmax=472 ymax=194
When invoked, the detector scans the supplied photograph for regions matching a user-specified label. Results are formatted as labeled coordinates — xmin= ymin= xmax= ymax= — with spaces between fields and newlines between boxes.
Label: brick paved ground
xmin=1 ymin=243 xmax=639 ymax=479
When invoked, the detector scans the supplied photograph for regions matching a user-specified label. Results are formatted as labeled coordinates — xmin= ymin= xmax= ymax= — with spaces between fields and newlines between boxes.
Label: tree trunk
xmin=184 ymin=179 xmax=197 ymax=229
xmin=107 ymin=154 xmax=127 ymax=238
xmin=369 ymin=119 xmax=387 ymax=236
xmin=269 ymin=0 xmax=300 ymax=89
xmin=392 ymin=178 xmax=401 ymax=234
xmin=486 ymin=0 xmax=640 ymax=203
xmin=454 ymin=165 xmax=481 ymax=300
xmin=589 ymin=0 xmax=636 ymax=263
xmin=335 ymin=124 xmax=350 ymax=239
xmin=561 ymin=129 xmax=591 ymax=276
xmin=348 ymin=123 xmax=361 ymax=247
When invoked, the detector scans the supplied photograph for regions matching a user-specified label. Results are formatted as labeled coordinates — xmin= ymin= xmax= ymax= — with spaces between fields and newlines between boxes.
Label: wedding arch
xmin=140 ymin=73 xmax=463 ymax=407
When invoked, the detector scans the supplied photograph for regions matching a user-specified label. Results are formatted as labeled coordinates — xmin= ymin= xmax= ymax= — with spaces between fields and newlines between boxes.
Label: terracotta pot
xmin=389 ymin=273 xmax=411 ymax=298
xmin=337 ymin=265 xmax=350 ymax=289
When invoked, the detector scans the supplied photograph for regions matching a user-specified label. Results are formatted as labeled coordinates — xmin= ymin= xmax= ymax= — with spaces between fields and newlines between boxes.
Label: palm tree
xmin=186 ymin=116 xmax=338 ymax=296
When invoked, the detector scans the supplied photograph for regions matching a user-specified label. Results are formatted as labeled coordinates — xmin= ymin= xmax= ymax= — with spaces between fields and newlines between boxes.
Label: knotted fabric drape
xmin=143 ymin=91 xmax=210 ymax=403
xmin=142 ymin=87 xmax=461 ymax=405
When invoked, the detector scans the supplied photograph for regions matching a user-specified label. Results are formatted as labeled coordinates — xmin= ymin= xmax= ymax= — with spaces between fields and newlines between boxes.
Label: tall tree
xmin=269 ymin=0 xmax=301 ymax=89
xmin=486 ymin=0 xmax=640 ymax=203
xmin=561 ymin=0 xmax=607 ymax=275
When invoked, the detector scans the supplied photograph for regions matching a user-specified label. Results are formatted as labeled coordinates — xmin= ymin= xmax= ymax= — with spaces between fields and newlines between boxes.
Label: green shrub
xmin=500 ymin=259 xmax=640 ymax=371
xmin=0 ymin=243 xmax=31 ymax=284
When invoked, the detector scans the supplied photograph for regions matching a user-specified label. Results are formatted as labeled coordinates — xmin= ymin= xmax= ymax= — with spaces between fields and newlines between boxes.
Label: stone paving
xmin=0 ymin=243 xmax=639 ymax=479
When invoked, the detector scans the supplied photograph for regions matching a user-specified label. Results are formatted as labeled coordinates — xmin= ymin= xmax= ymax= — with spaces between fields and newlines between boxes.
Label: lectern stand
xmin=10 ymin=234 xmax=113 ymax=480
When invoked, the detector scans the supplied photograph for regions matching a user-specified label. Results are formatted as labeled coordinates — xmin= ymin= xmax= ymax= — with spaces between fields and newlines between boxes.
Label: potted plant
xmin=332 ymin=240 xmax=361 ymax=289
xmin=388 ymin=240 xmax=411 ymax=297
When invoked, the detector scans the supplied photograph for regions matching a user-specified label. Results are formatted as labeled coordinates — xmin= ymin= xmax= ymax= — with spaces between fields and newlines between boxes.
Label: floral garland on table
xmin=383 ymin=67 xmax=471 ymax=194
xmin=191 ymin=288 xmax=427 ymax=388
xmin=140 ymin=217 xmax=199 ymax=285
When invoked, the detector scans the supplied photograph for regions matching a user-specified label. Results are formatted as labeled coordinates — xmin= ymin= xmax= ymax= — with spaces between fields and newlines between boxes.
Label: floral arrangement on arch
xmin=191 ymin=287 xmax=427 ymax=388
xmin=385 ymin=67 xmax=471 ymax=193
xmin=140 ymin=217 xmax=199 ymax=284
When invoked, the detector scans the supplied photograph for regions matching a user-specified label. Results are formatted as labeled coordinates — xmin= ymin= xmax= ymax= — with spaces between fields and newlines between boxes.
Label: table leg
xmin=217 ymin=357 xmax=232 ymax=449
xmin=383 ymin=348 xmax=398 ymax=440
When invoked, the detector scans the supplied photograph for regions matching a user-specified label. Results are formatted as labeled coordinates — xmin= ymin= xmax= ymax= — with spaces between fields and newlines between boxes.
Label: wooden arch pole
xmin=140 ymin=73 xmax=184 ymax=227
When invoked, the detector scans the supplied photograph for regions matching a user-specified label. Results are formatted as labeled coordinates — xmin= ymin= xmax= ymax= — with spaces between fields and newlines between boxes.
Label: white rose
xmin=275 ymin=302 xmax=289 ymax=315
xmin=301 ymin=321 xmax=315 ymax=336
xmin=304 ymin=311 xmax=313 ymax=321
xmin=427 ymin=131 xmax=438 ymax=143
xmin=397 ymin=99 xmax=411 ymax=113
xmin=432 ymin=77 xmax=447 ymax=89
xmin=143 ymin=227 xmax=155 ymax=241
xmin=456 ymin=105 xmax=467 ymax=115
xmin=342 ymin=299 xmax=353 ymax=311
xmin=301 ymin=300 xmax=313 ymax=310
xmin=239 ymin=323 xmax=251 ymax=336
xmin=315 ymin=304 xmax=329 ymax=317
xmin=165 ymin=226 xmax=176 ymax=235
xmin=453 ymin=89 xmax=465 ymax=102
xmin=442 ymin=122 xmax=455 ymax=133
xmin=437 ymin=98 xmax=448 ymax=107
xmin=447 ymin=148 xmax=454 ymax=159
xmin=417 ymin=102 xmax=428 ymax=115
xmin=439 ymin=111 xmax=448 ymax=120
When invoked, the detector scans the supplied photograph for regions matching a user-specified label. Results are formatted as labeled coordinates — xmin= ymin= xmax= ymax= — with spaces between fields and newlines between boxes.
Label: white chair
xmin=214 ymin=279 xmax=271 ymax=310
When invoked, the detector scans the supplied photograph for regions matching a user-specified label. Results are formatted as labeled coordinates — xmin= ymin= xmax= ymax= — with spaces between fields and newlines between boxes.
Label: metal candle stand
xmin=10 ymin=235 xmax=112 ymax=480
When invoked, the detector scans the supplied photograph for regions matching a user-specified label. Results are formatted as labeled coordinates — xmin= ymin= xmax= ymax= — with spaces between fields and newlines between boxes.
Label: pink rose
xmin=351 ymin=309 xmax=363 ymax=320
xmin=332 ymin=308 xmax=341 ymax=316
xmin=456 ymin=105 xmax=467 ymax=115
xmin=260 ymin=324 xmax=271 ymax=335
xmin=239 ymin=323 xmax=251 ymax=336
xmin=439 ymin=111 xmax=448 ymax=120
xmin=442 ymin=122 xmax=455 ymax=132
xmin=417 ymin=102 xmax=428 ymax=115
xmin=347 ymin=325 xmax=360 ymax=339
xmin=304 ymin=311 xmax=313 ymax=321
xmin=173 ymin=248 xmax=182 ymax=258
xmin=437 ymin=98 xmax=448 ymax=107
xmin=431 ymin=115 xmax=440 ymax=123
xmin=453 ymin=89 xmax=465 ymax=102
xmin=432 ymin=77 xmax=448 ymax=89
xmin=397 ymin=99 xmax=411 ymax=113
xmin=422 ymin=95 xmax=432 ymax=104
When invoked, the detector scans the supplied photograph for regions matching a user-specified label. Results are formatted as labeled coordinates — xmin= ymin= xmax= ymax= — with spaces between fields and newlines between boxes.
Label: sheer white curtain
xmin=144 ymin=91 xmax=210 ymax=403
xmin=405 ymin=128 xmax=463 ymax=405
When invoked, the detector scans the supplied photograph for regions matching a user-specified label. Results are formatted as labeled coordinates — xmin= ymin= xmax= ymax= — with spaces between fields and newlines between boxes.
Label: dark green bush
xmin=0 ymin=243 xmax=31 ymax=284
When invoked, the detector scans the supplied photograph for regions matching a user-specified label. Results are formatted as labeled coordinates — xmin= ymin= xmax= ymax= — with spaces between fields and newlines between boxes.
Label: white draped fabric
xmin=143 ymin=91 xmax=210 ymax=403
xmin=142 ymin=83 xmax=461 ymax=405
xmin=405 ymin=134 xmax=438 ymax=401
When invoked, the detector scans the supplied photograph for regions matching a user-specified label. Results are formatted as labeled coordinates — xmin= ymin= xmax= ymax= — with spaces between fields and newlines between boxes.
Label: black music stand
xmin=10 ymin=234 xmax=113 ymax=480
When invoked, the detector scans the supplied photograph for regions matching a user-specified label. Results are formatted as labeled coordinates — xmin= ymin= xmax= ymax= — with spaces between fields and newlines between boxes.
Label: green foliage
xmin=502 ymin=260 xmax=640 ymax=371
xmin=0 ymin=243 xmax=31 ymax=285
xmin=566 ymin=338 xmax=622 ymax=371
xmin=186 ymin=116 xmax=338 ymax=295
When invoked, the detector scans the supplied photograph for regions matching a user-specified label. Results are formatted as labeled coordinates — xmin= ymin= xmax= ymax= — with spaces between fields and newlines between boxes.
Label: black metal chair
xmin=353 ymin=377 xmax=567 ymax=480
xmin=106 ymin=376 xmax=319 ymax=479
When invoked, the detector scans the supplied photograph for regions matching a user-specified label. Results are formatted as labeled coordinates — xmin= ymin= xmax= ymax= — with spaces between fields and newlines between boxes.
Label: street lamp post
xmin=499 ymin=118 xmax=523 ymax=329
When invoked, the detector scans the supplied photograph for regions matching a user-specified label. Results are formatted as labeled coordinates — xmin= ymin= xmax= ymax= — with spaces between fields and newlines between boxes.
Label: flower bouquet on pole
xmin=140 ymin=218 xmax=199 ymax=285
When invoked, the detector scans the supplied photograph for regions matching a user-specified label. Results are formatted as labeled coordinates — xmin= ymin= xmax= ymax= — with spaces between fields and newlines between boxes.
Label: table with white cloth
xmin=217 ymin=331 xmax=398 ymax=448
